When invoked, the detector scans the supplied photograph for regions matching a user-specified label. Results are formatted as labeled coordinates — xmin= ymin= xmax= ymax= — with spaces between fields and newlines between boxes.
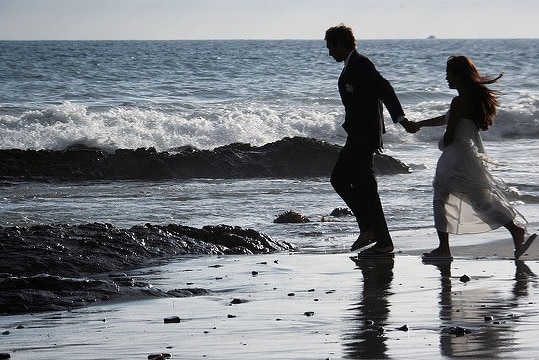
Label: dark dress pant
xmin=330 ymin=138 xmax=392 ymax=243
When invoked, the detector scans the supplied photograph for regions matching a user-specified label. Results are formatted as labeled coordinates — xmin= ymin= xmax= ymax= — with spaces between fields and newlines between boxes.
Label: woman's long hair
xmin=446 ymin=55 xmax=503 ymax=130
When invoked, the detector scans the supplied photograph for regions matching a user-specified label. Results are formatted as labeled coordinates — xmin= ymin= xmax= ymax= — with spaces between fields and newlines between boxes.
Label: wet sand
xmin=1 ymin=230 xmax=538 ymax=359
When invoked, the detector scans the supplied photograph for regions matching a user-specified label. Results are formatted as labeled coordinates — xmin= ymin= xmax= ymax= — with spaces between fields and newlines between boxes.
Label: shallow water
xmin=2 ymin=141 xmax=538 ymax=253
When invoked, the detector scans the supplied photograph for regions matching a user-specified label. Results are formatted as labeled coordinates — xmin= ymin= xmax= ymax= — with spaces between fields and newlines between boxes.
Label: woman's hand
xmin=402 ymin=119 xmax=420 ymax=133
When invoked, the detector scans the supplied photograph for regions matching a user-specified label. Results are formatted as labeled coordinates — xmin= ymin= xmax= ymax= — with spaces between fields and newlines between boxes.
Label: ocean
xmin=1 ymin=39 xmax=538 ymax=251
xmin=2 ymin=38 xmax=539 ymax=360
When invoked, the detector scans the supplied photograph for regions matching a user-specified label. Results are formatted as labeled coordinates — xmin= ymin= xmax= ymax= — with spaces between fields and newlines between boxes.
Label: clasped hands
xmin=400 ymin=118 xmax=420 ymax=133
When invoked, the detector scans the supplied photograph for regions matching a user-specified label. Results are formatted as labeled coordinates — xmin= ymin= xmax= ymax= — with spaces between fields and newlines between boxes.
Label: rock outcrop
xmin=0 ymin=223 xmax=295 ymax=314
xmin=0 ymin=137 xmax=409 ymax=181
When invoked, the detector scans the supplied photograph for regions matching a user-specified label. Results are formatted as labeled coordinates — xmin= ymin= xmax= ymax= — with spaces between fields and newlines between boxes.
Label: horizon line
xmin=1 ymin=37 xmax=538 ymax=41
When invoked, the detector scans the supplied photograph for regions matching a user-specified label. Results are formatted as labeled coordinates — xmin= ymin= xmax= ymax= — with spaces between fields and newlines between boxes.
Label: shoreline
xmin=399 ymin=229 xmax=539 ymax=261
xmin=1 ymin=226 xmax=538 ymax=358
xmin=1 ymin=246 xmax=538 ymax=359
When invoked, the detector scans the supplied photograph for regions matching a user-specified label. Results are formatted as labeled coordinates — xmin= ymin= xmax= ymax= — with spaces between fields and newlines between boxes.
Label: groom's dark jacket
xmin=338 ymin=49 xmax=405 ymax=152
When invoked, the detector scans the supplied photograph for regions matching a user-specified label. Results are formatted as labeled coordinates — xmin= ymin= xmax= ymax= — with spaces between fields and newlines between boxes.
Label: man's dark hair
xmin=325 ymin=24 xmax=356 ymax=49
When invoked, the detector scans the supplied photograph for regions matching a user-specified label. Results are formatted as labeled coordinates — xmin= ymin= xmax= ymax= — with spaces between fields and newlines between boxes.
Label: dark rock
xmin=0 ymin=222 xmax=295 ymax=315
xmin=148 ymin=354 xmax=171 ymax=360
xmin=396 ymin=324 xmax=409 ymax=331
xmin=330 ymin=208 xmax=353 ymax=217
xmin=444 ymin=326 xmax=472 ymax=336
xmin=0 ymin=137 xmax=409 ymax=182
xmin=0 ymin=223 xmax=294 ymax=279
xmin=459 ymin=274 xmax=471 ymax=283
xmin=167 ymin=288 xmax=211 ymax=297
xmin=304 ymin=311 xmax=315 ymax=317
xmin=230 ymin=298 xmax=247 ymax=305
xmin=0 ymin=354 xmax=11 ymax=359
xmin=274 ymin=210 xmax=310 ymax=223
xmin=163 ymin=316 xmax=181 ymax=324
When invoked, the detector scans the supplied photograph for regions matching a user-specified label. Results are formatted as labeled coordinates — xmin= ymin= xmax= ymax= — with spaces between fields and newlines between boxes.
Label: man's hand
xmin=400 ymin=118 xmax=420 ymax=133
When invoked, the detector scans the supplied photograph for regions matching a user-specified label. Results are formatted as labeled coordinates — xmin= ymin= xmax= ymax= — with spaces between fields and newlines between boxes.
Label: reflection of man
xmin=347 ymin=256 xmax=394 ymax=358
xmin=325 ymin=24 xmax=414 ymax=254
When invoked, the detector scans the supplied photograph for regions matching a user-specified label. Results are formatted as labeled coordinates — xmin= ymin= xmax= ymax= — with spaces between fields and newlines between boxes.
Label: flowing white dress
xmin=433 ymin=113 xmax=515 ymax=234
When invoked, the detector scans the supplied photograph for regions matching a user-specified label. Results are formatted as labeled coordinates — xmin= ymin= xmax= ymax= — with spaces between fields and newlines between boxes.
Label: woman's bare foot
xmin=422 ymin=247 xmax=452 ymax=259
xmin=509 ymin=224 xmax=525 ymax=249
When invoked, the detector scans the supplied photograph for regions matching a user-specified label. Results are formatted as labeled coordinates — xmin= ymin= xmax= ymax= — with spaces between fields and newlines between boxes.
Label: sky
xmin=1 ymin=0 xmax=538 ymax=40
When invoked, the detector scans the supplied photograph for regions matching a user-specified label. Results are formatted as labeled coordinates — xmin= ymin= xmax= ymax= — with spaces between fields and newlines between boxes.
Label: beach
xmin=1 ymin=38 xmax=538 ymax=359
xmin=1 ymin=230 xmax=538 ymax=359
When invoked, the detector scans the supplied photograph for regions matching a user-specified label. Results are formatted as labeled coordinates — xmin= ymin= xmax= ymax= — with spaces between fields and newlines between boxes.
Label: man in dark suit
xmin=325 ymin=24 xmax=414 ymax=255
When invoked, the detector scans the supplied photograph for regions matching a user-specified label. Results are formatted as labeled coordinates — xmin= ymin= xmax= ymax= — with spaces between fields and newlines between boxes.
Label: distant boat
xmin=426 ymin=35 xmax=436 ymax=39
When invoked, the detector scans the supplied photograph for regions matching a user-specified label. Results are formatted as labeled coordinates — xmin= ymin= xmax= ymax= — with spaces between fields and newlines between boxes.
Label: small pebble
xmin=163 ymin=316 xmax=181 ymax=324
xmin=148 ymin=353 xmax=171 ymax=359
xmin=484 ymin=316 xmax=493 ymax=321
xmin=396 ymin=324 xmax=408 ymax=331
xmin=304 ymin=311 xmax=315 ymax=317
xmin=287 ymin=292 xmax=295 ymax=296
xmin=377 ymin=326 xmax=385 ymax=335
xmin=459 ymin=274 xmax=471 ymax=283
xmin=227 ymin=314 xmax=237 ymax=318
xmin=251 ymin=271 xmax=258 ymax=276
xmin=364 ymin=320 xmax=374 ymax=325
xmin=230 ymin=298 xmax=245 ymax=304
xmin=1 ymin=331 xmax=9 ymax=335
xmin=447 ymin=326 xmax=472 ymax=336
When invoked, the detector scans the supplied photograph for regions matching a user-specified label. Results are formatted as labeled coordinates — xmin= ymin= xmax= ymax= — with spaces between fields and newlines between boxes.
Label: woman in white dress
xmin=410 ymin=55 xmax=535 ymax=260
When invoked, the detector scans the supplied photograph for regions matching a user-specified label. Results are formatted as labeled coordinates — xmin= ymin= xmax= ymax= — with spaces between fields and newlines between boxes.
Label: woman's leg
xmin=504 ymin=220 xmax=525 ymax=248
xmin=423 ymin=230 xmax=451 ymax=258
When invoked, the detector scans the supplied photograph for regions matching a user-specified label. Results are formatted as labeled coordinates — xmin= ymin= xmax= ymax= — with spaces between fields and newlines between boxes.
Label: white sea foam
xmin=0 ymin=100 xmax=345 ymax=150
xmin=3 ymin=94 xmax=535 ymax=151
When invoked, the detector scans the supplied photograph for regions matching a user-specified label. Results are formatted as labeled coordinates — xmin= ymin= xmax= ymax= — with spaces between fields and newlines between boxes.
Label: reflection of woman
xmin=411 ymin=56 xmax=536 ymax=260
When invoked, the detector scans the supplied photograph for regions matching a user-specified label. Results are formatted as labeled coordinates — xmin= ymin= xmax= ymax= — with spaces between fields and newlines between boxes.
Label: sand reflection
xmin=344 ymin=255 xmax=538 ymax=359
xmin=345 ymin=255 xmax=394 ymax=358
xmin=428 ymin=259 xmax=538 ymax=358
